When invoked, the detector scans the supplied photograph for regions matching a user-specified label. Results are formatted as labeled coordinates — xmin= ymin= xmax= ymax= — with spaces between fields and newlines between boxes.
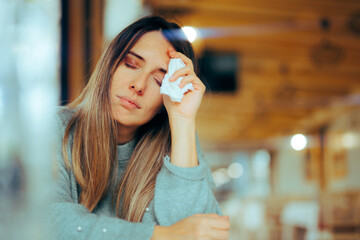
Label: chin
xmin=113 ymin=114 xmax=146 ymax=128
xmin=112 ymin=107 xmax=158 ymax=127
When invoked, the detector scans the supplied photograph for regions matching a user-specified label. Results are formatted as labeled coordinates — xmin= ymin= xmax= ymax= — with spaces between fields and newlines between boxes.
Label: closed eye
xmin=153 ymin=72 xmax=165 ymax=87
xmin=125 ymin=63 xmax=139 ymax=69
xmin=154 ymin=77 xmax=162 ymax=87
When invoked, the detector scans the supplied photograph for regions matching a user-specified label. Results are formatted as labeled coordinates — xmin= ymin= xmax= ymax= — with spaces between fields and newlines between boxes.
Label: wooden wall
xmin=148 ymin=0 xmax=360 ymax=149
xmin=61 ymin=0 xmax=105 ymax=104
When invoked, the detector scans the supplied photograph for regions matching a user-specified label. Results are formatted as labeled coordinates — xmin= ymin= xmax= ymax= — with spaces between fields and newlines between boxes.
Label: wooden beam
xmin=148 ymin=0 xmax=360 ymax=17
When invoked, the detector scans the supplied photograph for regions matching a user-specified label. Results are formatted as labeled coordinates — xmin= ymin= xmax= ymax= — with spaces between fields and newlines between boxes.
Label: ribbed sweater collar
xmin=116 ymin=138 xmax=137 ymax=166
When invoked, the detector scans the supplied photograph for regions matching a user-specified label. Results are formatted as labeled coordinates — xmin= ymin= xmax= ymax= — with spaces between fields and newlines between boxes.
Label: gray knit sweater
xmin=47 ymin=108 xmax=222 ymax=239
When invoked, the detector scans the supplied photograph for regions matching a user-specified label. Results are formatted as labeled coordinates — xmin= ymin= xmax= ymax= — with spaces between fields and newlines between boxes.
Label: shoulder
xmin=54 ymin=106 xmax=77 ymax=136
xmin=56 ymin=106 xmax=76 ymax=125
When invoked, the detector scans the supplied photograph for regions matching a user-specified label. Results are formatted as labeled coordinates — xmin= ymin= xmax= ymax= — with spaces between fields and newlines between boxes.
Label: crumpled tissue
xmin=160 ymin=58 xmax=194 ymax=102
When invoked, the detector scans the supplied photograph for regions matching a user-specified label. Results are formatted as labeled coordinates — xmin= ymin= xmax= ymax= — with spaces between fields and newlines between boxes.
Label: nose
xmin=129 ymin=74 xmax=147 ymax=96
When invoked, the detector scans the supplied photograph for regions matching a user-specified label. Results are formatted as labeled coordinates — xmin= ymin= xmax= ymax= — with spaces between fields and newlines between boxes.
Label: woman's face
xmin=110 ymin=31 xmax=172 ymax=129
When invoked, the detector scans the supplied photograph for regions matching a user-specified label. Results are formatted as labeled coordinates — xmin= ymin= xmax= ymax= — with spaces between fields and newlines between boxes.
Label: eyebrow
xmin=128 ymin=51 xmax=167 ymax=74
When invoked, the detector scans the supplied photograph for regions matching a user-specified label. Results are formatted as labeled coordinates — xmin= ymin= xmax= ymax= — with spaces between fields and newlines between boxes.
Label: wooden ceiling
xmin=147 ymin=0 xmax=360 ymax=150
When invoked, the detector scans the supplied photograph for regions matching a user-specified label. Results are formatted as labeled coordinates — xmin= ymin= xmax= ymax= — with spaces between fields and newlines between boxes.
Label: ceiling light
xmin=182 ymin=26 xmax=197 ymax=43
xmin=291 ymin=134 xmax=307 ymax=151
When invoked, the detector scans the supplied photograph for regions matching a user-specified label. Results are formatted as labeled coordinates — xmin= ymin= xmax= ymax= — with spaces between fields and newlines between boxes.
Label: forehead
xmin=130 ymin=31 xmax=172 ymax=62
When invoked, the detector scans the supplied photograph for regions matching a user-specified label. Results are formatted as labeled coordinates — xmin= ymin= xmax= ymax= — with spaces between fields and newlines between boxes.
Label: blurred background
xmin=1 ymin=0 xmax=360 ymax=239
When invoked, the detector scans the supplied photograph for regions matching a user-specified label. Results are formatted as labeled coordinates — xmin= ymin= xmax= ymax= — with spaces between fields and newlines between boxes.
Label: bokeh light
xmin=182 ymin=26 xmax=198 ymax=43
xmin=227 ymin=162 xmax=244 ymax=179
xmin=342 ymin=132 xmax=357 ymax=149
xmin=212 ymin=168 xmax=231 ymax=187
xmin=291 ymin=134 xmax=307 ymax=151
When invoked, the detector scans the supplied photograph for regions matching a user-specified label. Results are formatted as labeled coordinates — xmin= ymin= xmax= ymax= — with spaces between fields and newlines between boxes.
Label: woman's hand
xmin=152 ymin=214 xmax=230 ymax=240
xmin=163 ymin=48 xmax=206 ymax=121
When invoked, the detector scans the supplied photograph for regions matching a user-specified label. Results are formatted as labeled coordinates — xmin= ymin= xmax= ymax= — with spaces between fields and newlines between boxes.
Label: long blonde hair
xmin=62 ymin=16 xmax=197 ymax=222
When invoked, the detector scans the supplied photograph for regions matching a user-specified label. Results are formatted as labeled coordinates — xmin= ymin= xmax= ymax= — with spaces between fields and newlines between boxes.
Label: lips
xmin=117 ymin=96 xmax=141 ymax=109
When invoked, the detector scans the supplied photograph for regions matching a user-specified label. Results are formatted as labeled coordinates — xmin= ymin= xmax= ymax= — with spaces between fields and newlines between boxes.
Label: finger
xmin=168 ymin=48 xmax=178 ymax=59
xmin=178 ymin=75 xmax=196 ymax=88
xmin=162 ymin=94 xmax=180 ymax=105
xmin=179 ymin=76 xmax=206 ymax=93
xmin=169 ymin=66 xmax=192 ymax=82
xmin=209 ymin=218 xmax=231 ymax=230
xmin=197 ymin=213 xmax=227 ymax=219
xmin=209 ymin=229 xmax=230 ymax=240
xmin=168 ymin=49 xmax=194 ymax=69
xmin=197 ymin=213 xmax=221 ymax=218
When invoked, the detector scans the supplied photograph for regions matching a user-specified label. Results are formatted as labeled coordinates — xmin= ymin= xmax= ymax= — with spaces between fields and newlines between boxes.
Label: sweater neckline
xmin=117 ymin=138 xmax=137 ymax=164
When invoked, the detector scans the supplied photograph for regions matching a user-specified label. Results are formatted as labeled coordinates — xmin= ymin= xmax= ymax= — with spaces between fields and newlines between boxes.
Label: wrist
xmin=169 ymin=115 xmax=195 ymax=129
xmin=168 ymin=113 xmax=196 ymax=123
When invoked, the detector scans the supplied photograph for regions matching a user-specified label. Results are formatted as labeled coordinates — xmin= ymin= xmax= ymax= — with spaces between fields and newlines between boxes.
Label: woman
xmin=50 ymin=16 xmax=230 ymax=239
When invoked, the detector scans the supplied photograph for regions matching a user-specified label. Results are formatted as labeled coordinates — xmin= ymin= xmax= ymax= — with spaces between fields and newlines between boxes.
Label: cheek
xmin=146 ymin=92 xmax=163 ymax=114
xmin=154 ymin=88 xmax=164 ymax=106
xmin=111 ymin=76 xmax=125 ymax=93
xmin=111 ymin=65 xmax=131 ymax=91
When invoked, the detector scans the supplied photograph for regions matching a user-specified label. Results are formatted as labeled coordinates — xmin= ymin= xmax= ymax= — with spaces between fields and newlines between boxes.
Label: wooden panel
xmin=66 ymin=0 xmax=105 ymax=102
xmin=149 ymin=0 xmax=360 ymax=16
xmin=67 ymin=0 xmax=85 ymax=102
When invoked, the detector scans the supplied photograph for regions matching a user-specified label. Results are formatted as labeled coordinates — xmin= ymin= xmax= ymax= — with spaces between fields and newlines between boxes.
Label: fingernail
xmin=170 ymin=76 xmax=174 ymax=81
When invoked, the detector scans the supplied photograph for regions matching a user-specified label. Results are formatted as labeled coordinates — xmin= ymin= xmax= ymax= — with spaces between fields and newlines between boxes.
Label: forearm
xmin=151 ymin=225 xmax=167 ymax=240
xmin=169 ymin=116 xmax=198 ymax=168
xmin=154 ymin=126 xmax=223 ymax=226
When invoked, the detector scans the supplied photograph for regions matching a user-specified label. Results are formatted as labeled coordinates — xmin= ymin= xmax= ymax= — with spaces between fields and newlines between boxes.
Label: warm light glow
xmin=227 ymin=162 xmax=244 ymax=178
xmin=342 ymin=132 xmax=357 ymax=149
xmin=182 ymin=26 xmax=197 ymax=43
xmin=291 ymin=134 xmax=307 ymax=151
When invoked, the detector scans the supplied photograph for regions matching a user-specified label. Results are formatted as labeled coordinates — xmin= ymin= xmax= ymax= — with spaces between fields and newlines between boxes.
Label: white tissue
xmin=160 ymin=58 xmax=194 ymax=102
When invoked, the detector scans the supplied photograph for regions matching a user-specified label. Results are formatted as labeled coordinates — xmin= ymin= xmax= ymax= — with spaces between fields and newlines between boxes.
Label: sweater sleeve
xmin=46 ymin=109 xmax=156 ymax=240
xmin=153 ymin=133 xmax=222 ymax=226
